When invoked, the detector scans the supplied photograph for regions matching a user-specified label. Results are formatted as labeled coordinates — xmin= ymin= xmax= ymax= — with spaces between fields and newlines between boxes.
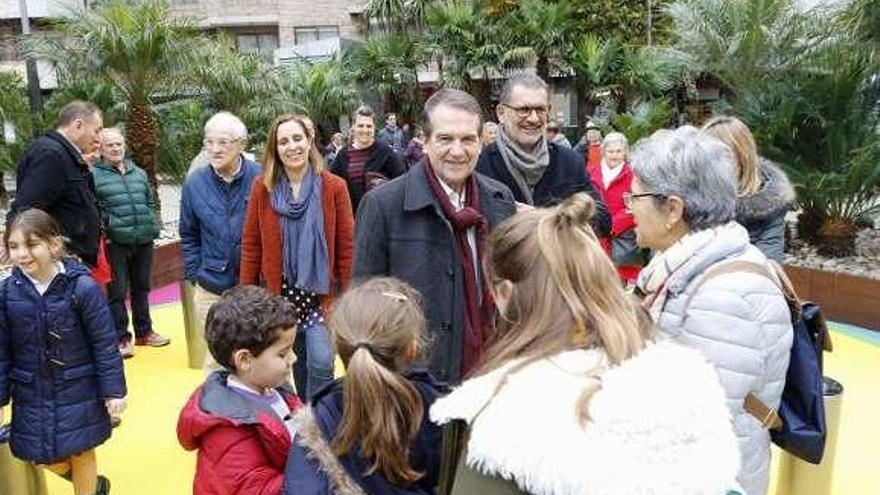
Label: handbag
xmin=611 ymin=228 xmax=648 ymax=267
xmin=90 ymin=237 xmax=112 ymax=285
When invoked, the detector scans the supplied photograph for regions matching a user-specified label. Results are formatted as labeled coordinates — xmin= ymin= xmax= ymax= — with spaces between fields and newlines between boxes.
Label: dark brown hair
xmin=4 ymin=208 xmax=67 ymax=257
xmin=329 ymin=277 xmax=426 ymax=486
xmin=261 ymin=114 xmax=326 ymax=190
xmin=205 ymin=285 xmax=298 ymax=370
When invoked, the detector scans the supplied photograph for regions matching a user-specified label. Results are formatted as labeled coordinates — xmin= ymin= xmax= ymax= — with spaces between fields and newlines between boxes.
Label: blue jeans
xmin=292 ymin=320 xmax=334 ymax=401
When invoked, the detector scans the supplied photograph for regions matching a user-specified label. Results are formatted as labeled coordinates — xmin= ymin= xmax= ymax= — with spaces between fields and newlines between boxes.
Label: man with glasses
xmin=179 ymin=111 xmax=261 ymax=367
xmin=477 ymin=73 xmax=611 ymax=235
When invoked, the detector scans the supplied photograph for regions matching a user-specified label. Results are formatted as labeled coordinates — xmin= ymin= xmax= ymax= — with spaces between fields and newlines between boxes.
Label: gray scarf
xmin=495 ymin=125 xmax=550 ymax=205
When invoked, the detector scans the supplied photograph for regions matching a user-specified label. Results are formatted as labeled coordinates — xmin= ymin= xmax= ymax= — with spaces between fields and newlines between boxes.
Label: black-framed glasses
xmin=502 ymin=104 xmax=549 ymax=119
xmin=622 ymin=192 xmax=667 ymax=209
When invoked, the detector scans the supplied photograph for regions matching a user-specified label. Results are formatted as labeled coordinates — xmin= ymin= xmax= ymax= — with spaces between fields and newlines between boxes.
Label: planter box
xmin=151 ymin=241 xmax=183 ymax=288
xmin=785 ymin=265 xmax=880 ymax=332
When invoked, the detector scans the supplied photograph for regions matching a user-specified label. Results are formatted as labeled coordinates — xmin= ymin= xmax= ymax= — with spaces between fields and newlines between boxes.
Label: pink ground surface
xmin=148 ymin=282 xmax=181 ymax=306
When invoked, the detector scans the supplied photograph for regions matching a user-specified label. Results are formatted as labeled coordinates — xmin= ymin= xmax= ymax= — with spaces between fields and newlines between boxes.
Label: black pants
xmin=106 ymin=241 xmax=154 ymax=341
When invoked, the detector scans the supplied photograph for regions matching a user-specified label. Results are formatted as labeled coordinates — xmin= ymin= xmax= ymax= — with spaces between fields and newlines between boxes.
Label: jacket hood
xmin=177 ymin=371 xmax=300 ymax=451
xmin=288 ymin=370 xmax=448 ymax=495
xmin=431 ymin=343 xmax=740 ymax=495
xmin=664 ymin=222 xmax=753 ymax=299
xmin=736 ymin=160 xmax=795 ymax=223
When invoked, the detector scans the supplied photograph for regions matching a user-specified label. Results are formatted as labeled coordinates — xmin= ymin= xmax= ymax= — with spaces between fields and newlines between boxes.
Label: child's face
xmin=7 ymin=230 xmax=60 ymax=281
xmin=238 ymin=326 xmax=297 ymax=392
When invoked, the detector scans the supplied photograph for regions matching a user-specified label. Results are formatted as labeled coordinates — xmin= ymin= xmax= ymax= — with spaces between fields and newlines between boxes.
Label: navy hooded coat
xmin=0 ymin=259 xmax=126 ymax=463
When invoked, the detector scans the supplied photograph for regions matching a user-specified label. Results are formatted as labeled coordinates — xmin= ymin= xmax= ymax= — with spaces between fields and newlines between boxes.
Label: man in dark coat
xmin=354 ymin=89 xmax=516 ymax=384
xmin=7 ymin=101 xmax=104 ymax=267
xmin=476 ymin=73 xmax=611 ymax=236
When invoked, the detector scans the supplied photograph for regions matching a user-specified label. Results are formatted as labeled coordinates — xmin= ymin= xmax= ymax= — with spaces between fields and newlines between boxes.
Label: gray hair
xmin=630 ymin=126 xmax=737 ymax=231
xmin=58 ymin=100 xmax=100 ymax=127
xmin=499 ymin=72 xmax=548 ymax=105
xmin=422 ymin=88 xmax=482 ymax=137
xmin=602 ymin=131 xmax=628 ymax=152
xmin=204 ymin=111 xmax=247 ymax=140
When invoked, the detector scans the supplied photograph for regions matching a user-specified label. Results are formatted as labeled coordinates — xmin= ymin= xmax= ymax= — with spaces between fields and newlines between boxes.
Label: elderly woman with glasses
xmin=628 ymin=126 xmax=793 ymax=495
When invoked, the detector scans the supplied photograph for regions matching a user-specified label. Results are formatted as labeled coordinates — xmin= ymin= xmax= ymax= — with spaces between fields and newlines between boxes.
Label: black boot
xmin=95 ymin=475 xmax=111 ymax=495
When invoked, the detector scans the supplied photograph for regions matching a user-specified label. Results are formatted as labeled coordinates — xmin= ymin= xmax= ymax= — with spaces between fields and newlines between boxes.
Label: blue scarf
xmin=270 ymin=170 xmax=330 ymax=294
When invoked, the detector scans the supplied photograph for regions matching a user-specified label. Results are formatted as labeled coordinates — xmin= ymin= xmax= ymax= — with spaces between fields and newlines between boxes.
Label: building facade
xmin=166 ymin=0 xmax=365 ymax=58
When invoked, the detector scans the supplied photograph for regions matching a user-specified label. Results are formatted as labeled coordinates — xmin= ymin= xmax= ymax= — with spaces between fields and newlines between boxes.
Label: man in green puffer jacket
xmin=93 ymin=127 xmax=170 ymax=358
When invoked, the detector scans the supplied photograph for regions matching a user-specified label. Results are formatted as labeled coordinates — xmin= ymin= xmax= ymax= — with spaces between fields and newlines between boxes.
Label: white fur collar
xmin=431 ymin=342 xmax=741 ymax=495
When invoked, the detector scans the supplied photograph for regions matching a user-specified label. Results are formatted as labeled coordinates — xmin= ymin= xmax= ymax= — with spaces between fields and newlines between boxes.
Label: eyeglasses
xmin=203 ymin=138 xmax=239 ymax=150
xmin=502 ymin=104 xmax=549 ymax=119
xmin=622 ymin=192 xmax=667 ymax=209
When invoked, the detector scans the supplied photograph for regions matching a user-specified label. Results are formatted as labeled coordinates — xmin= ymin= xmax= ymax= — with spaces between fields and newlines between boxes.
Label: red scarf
xmin=424 ymin=162 xmax=494 ymax=377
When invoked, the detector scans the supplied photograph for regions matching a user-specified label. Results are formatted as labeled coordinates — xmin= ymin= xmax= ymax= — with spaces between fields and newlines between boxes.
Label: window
xmin=294 ymin=26 xmax=339 ymax=45
xmin=236 ymin=33 xmax=279 ymax=55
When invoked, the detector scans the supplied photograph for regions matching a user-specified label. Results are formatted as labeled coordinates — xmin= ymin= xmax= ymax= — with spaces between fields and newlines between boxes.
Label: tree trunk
xmin=0 ymin=171 xmax=8 ymax=209
xmin=575 ymin=82 xmax=590 ymax=134
xmin=471 ymin=77 xmax=494 ymax=121
xmin=126 ymin=102 xmax=162 ymax=214
xmin=818 ymin=217 xmax=857 ymax=257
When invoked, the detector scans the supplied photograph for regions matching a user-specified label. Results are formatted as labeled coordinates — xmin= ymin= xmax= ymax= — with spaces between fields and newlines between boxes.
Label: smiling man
xmin=8 ymin=101 xmax=104 ymax=267
xmin=477 ymin=73 xmax=611 ymax=236
xmin=353 ymin=89 xmax=516 ymax=384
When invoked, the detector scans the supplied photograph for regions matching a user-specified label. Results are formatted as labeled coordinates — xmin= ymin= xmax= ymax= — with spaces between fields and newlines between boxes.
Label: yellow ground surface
xmin=36 ymin=303 xmax=879 ymax=495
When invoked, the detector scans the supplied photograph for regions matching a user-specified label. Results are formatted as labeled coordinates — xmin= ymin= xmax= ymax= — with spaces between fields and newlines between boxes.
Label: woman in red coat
xmin=587 ymin=132 xmax=642 ymax=285
xmin=240 ymin=114 xmax=354 ymax=401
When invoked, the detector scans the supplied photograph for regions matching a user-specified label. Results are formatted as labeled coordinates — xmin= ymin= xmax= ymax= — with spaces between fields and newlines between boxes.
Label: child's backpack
xmin=685 ymin=259 xmax=833 ymax=464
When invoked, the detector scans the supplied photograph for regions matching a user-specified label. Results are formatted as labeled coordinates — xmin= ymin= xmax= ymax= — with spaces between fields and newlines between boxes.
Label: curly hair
xmin=205 ymin=285 xmax=298 ymax=370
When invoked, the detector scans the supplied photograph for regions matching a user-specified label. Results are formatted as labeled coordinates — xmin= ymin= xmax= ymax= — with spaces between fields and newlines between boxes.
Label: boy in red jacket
xmin=178 ymin=286 xmax=302 ymax=495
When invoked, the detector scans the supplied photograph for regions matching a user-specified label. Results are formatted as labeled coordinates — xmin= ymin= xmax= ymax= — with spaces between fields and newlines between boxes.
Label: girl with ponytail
xmin=283 ymin=278 xmax=449 ymax=495
xmin=430 ymin=193 xmax=743 ymax=495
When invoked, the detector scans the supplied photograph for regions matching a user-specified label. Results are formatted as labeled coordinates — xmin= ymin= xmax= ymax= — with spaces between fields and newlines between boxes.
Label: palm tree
xmin=0 ymin=73 xmax=32 ymax=206
xmin=27 ymin=1 xmax=200 ymax=210
xmin=568 ymin=35 xmax=686 ymax=127
xmin=188 ymin=36 xmax=289 ymax=146
xmin=668 ymin=0 xmax=822 ymax=93
xmin=424 ymin=1 xmax=519 ymax=116
xmin=500 ymin=0 xmax=575 ymax=80
xmin=350 ymin=33 xmax=427 ymax=122
xmin=281 ymin=56 xmax=361 ymax=137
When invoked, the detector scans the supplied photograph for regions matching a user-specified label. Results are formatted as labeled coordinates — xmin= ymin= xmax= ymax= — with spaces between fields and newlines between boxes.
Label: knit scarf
xmin=271 ymin=170 xmax=330 ymax=295
xmin=495 ymin=125 xmax=550 ymax=205
xmin=636 ymin=226 xmax=725 ymax=321
xmin=424 ymin=161 xmax=494 ymax=377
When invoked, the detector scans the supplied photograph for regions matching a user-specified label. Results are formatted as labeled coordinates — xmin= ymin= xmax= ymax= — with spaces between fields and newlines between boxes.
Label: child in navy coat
xmin=0 ymin=209 xmax=127 ymax=495
xmin=284 ymin=277 xmax=449 ymax=495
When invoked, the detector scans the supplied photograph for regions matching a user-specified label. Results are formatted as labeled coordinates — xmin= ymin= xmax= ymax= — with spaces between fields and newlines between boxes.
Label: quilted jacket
xmin=0 ymin=259 xmax=126 ymax=463
xmin=92 ymin=160 xmax=161 ymax=245
xmin=178 ymin=371 xmax=302 ymax=495
xmin=640 ymin=222 xmax=793 ymax=495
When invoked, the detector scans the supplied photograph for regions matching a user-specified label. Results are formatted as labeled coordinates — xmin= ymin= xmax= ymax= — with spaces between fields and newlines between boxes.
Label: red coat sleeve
xmin=240 ymin=177 xmax=264 ymax=286
xmin=332 ymin=177 xmax=355 ymax=292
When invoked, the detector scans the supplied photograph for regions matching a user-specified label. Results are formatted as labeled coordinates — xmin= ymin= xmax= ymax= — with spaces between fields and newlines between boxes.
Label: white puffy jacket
xmin=646 ymin=223 xmax=793 ymax=495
